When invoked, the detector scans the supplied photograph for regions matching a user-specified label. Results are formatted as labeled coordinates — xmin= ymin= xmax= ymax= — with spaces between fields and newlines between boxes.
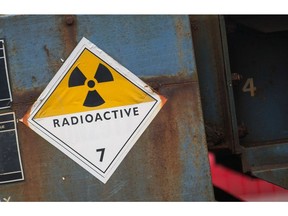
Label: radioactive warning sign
xmin=21 ymin=37 xmax=167 ymax=183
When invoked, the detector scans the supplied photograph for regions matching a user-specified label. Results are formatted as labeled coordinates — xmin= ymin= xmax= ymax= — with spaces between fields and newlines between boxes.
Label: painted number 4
xmin=242 ymin=78 xmax=256 ymax=97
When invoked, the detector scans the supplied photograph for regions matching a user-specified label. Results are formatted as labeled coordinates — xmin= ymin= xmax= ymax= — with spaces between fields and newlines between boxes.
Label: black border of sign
xmin=30 ymin=48 xmax=158 ymax=176
xmin=0 ymin=112 xmax=25 ymax=184
xmin=0 ymin=39 xmax=13 ymax=110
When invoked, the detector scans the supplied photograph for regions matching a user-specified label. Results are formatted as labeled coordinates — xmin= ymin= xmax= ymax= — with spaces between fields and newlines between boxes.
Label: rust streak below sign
xmin=20 ymin=37 xmax=167 ymax=183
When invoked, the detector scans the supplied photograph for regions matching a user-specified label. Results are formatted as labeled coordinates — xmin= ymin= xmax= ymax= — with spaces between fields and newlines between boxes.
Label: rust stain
xmin=43 ymin=44 xmax=50 ymax=57
xmin=11 ymin=123 xmax=47 ymax=200
xmin=41 ymin=15 xmax=78 ymax=80
xmin=43 ymin=44 xmax=62 ymax=76
xmin=174 ymin=16 xmax=193 ymax=77
xmin=159 ymin=94 xmax=167 ymax=108
xmin=147 ymin=81 xmax=212 ymax=200
xmin=60 ymin=15 xmax=78 ymax=58
xmin=12 ymin=86 xmax=42 ymax=104
xmin=18 ymin=110 xmax=50 ymax=191
xmin=19 ymin=105 xmax=32 ymax=127
xmin=145 ymin=83 xmax=167 ymax=108
xmin=144 ymin=85 xmax=184 ymax=200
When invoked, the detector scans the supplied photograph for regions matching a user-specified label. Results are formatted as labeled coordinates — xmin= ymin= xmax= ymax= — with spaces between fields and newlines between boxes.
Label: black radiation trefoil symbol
xmin=68 ymin=63 xmax=114 ymax=107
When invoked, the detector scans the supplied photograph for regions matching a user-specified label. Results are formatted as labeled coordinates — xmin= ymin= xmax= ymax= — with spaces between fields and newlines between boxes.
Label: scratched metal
xmin=0 ymin=15 xmax=214 ymax=201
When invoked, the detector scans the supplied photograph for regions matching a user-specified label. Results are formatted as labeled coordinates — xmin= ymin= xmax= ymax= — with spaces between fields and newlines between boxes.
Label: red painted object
xmin=209 ymin=152 xmax=288 ymax=201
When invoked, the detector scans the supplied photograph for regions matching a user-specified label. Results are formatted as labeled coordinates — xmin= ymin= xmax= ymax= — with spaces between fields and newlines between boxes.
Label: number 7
xmin=96 ymin=148 xmax=105 ymax=162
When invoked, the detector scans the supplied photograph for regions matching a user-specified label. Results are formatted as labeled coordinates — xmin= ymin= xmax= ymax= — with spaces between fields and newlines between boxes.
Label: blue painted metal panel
xmin=0 ymin=15 xmax=196 ymax=94
xmin=0 ymin=15 xmax=214 ymax=201
xmin=0 ymin=16 xmax=63 ymax=92
xmin=190 ymin=16 xmax=237 ymax=150
xmin=77 ymin=16 xmax=196 ymax=78
xmin=191 ymin=16 xmax=224 ymax=125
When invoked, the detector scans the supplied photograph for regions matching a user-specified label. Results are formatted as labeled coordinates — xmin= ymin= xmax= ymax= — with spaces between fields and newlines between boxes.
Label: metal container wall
xmin=0 ymin=15 xmax=214 ymax=201
xmin=190 ymin=16 xmax=238 ymax=151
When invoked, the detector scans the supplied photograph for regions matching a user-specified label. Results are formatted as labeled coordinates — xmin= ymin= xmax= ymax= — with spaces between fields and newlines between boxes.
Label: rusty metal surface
xmin=190 ymin=15 xmax=238 ymax=151
xmin=0 ymin=15 xmax=214 ymax=201
xmin=0 ymin=81 xmax=214 ymax=201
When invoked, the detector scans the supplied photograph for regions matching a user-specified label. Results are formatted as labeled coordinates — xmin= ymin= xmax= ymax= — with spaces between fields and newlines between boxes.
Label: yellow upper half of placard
xmin=34 ymin=49 xmax=155 ymax=119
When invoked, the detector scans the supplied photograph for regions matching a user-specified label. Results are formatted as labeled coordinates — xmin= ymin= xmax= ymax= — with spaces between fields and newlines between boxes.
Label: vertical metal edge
xmin=218 ymin=16 xmax=241 ymax=154
xmin=188 ymin=20 xmax=215 ymax=201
